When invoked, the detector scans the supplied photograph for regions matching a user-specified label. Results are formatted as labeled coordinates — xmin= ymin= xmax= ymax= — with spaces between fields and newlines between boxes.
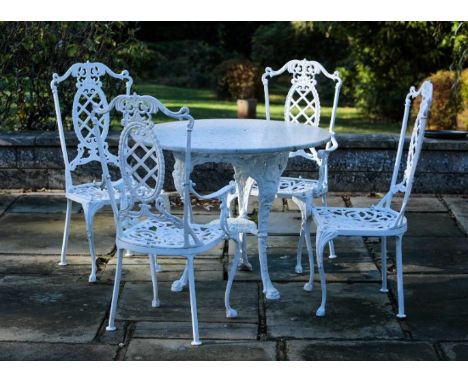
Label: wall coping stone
xmin=1 ymin=131 xmax=467 ymax=151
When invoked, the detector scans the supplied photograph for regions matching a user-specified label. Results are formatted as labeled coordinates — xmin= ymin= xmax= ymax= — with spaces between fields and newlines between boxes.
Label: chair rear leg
xmin=59 ymin=199 xmax=73 ymax=266
xmin=83 ymin=205 xmax=97 ymax=283
xmin=107 ymin=248 xmax=124 ymax=331
xmin=380 ymin=237 xmax=389 ymax=293
xmin=187 ymin=257 xmax=202 ymax=346
xmin=225 ymin=235 xmax=241 ymax=318
xmin=149 ymin=253 xmax=160 ymax=307
xmin=303 ymin=217 xmax=315 ymax=292
xmin=295 ymin=200 xmax=307 ymax=273
xmin=239 ymin=233 xmax=253 ymax=271
xmin=395 ymin=235 xmax=406 ymax=318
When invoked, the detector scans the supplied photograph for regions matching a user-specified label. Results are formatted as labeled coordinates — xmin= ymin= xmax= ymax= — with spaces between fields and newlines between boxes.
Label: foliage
xmin=457 ymin=69 xmax=468 ymax=130
xmin=214 ymin=59 xmax=263 ymax=100
xmin=148 ymin=40 xmax=237 ymax=88
xmin=0 ymin=21 xmax=150 ymax=131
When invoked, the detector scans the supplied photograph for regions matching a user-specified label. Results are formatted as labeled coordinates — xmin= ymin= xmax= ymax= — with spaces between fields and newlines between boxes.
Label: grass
xmin=134 ymin=82 xmax=401 ymax=134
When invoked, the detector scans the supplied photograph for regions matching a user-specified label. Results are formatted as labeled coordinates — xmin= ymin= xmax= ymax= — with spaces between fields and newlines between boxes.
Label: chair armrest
xmin=189 ymin=181 xmax=236 ymax=201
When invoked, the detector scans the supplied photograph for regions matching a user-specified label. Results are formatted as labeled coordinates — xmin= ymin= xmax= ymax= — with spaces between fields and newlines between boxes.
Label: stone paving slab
xmin=0 ymin=342 xmax=118 ymax=361
xmin=405 ymin=213 xmax=464 ymax=237
xmin=7 ymin=194 xmax=81 ymax=214
xmin=0 ymin=194 xmax=18 ymax=215
xmin=388 ymin=275 xmax=468 ymax=341
xmin=133 ymin=321 xmax=258 ymax=341
xmin=0 ymin=213 xmax=115 ymax=255
xmin=102 ymin=256 xmax=224 ymax=283
xmin=0 ymin=255 xmax=94 ymax=277
xmin=0 ymin=275 xmax=112 ymax=343
xmin=371 ymin=237 xmax=468 ymax=274
xmin=439 ymin=342 xmax=468 ymax=360
xmin=229 ymin=237 xmax=379 ymax=283
xmin=116 ymin=281 xmax=259 ymax=324
xmin=444 ymin=196 xmax=468 ymax=235
xmin=286 ymin=340 xmax=438 ymax=360
xmin=349 ymin=194 xmax=447 ymax=212
xmin=266 ymin=283 xmax=403 ymax=340
xmin=286 ymin=193 xmax=346 ymax=211
xmin=124 ymin=339 xmax=277 ymax=360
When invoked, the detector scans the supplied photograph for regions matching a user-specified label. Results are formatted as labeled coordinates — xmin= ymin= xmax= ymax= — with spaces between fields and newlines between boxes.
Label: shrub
xmin=214 ymin=59 xmax=263 ymax=100
xmin=148 ymin=40 xmax=237 ymax=88
xmin=457 ymin=69 xmax=468 ymax=130
xmin=0 ymin=21 xmax=150 ymax=131
xmin=412 ymin=70 xmax=461 ymax=130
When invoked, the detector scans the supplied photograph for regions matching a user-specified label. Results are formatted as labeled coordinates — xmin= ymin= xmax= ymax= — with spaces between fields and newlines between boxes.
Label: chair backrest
xmin=93 ymin=94 xmax=204 ymax=248
xmin=263 ymin=59 xmax=342 ymax=134
xmin=377 ymin=81 xmax=433 ymax=224
xmin=50 ymin=61 xmax=133 ymax=192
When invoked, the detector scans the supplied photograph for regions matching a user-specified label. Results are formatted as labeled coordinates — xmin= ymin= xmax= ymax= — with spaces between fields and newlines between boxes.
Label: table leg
xmin=233 ymin=152 xmax=289 ymax=300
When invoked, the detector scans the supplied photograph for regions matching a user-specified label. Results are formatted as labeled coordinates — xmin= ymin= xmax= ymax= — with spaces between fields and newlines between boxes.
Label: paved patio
xmin=0 ymin=191 xmax=467 ymax=360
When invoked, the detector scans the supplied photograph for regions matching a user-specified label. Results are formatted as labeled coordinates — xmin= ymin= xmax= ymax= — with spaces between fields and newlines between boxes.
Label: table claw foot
xmin=88 ymin=274 xmax=97 ymax=283
xmin=59 ymin=261 xmax=68 ymax=266
xmin=171 ymin=279 xmax=185 ymax=292
xmin=303 ymin=282 xmax=313 ymax=292
xmin=226 ymin=308 xmax=238 ymax=318
xmin=106 ymin=325 xmax=117 ymax=332
xmin=295 ymin=264 xmax=303 ymax=274
xmin=264 ymin=287 xmax=280 ymax=300
xmin=152 ymin=298 xmax=161 ymax=308
xmin=316 ymin=306 xmax=326 ymax=317
xmin=191 ymin=340 xmax=202 ymax=346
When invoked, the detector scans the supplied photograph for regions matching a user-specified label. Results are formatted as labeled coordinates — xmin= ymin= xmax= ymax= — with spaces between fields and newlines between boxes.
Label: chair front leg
xmin=315 ymin=230 xmax=337 ymax=317
xmin=149 ymin=253 xmax=160 ymax=307
xmin=171 ymin=264 xmax=189 ymax=292
xmin=395 ymin=235 xmax=406 ymax=318
xmin=380 ymin=237 xmax=389 ymax=293
xmin=187 ymin=256 xmax=202 ymax=346
xmin=59 ymin=198 xmax=73 ymax=266
xmin=225 ymin=234 xmax=242 ymax=318
xmin=303 ymin=215 xmax=315 ymax=292
xmin=83 ymin=203 xmax=99 ymax=283
xmin=322 ymin=194 xmax=337 ymax=259
xmin=107 ymin=247 xmax=124 ymax=331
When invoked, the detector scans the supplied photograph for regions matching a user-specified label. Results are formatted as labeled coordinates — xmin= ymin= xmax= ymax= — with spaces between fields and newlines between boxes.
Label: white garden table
xmin=153 ymin=118 xmax=331 ymax=299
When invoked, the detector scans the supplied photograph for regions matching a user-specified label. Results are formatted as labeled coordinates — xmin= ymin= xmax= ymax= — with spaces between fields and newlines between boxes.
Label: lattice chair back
xmin=93 ymin=94 xmax=203 ymax=248
xmin=377 ymin=81 xmax=433 ymax=224
xmin=50 ymin=61 xmax=133 ymax=192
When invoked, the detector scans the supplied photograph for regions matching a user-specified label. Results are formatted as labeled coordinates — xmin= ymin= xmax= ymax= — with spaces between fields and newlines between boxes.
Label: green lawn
xmin=134 ymin=83 xmax=401 ymax=134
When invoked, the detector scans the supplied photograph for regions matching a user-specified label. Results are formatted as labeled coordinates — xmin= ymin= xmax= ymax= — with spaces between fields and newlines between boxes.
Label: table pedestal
xmin=171 ymin=151 xmax=289 ymax=300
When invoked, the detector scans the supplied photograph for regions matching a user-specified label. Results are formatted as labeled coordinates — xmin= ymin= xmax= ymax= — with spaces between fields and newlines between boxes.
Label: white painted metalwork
xmin=50 ymin=61 xmax=133 ymax=282
xmin=231 ymin=59 xmax=342 ymax=279
xmin=93 ymin=95 xmax=257 ymax=346
xmin=310 ymin=81 xmax=433 ymax=318
xmin=149 ymin=118 xmax=331 ymax=300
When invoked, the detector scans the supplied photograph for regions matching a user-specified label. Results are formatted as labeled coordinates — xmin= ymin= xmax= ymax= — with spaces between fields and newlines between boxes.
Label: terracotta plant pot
xmin=237 ymin=98 xmax=257 ymax=119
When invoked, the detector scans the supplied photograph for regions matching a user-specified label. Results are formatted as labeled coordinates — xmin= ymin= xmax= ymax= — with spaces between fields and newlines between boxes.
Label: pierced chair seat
xmin=313 ymin=207 xmax=407 ymax=236
xmin=250 ymin=176 xmax=323 ymax=199
xmin=118 ymin=218 xmax=225 ymax=256
xmin=67 ymin=181 xmax=123 ymax=204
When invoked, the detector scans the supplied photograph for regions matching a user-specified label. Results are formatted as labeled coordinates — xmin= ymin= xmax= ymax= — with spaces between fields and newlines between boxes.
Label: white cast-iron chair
xmin=230 ymin=59 xmax=342 ymax=281
xmin=50 ymin=61 xmax=133 ymax=282
xmin=310 ymin=81 xmax=433 ymax=318
xmin=93 ymin=94 xmax=257 ymax=346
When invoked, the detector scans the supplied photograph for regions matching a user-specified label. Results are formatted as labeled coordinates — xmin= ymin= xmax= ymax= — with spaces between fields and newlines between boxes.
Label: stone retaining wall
xmin=0 ymin=131 xmax=466 ymax=193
